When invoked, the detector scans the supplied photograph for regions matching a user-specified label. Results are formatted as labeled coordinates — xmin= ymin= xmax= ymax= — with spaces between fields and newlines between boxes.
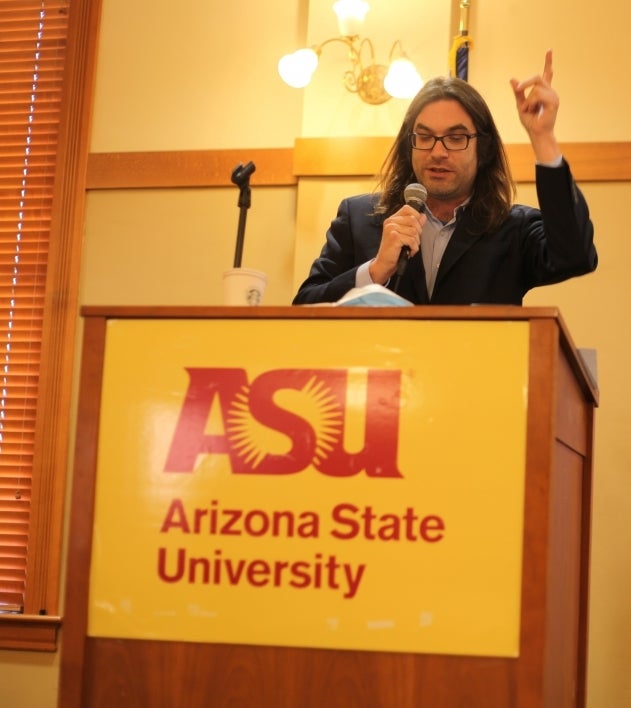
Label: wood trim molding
xmin=0 ymin=615 xmax=61 ymax=652
xmin=294 ymin=138 xmax=631 ymax=183
xmin=86 ymin=148 xmax=295 ymax=189
xmin=293 ymin=137 xmax=393 ymax=178
xmin=505 ymin=141 xmax=631 ymax=183
xmin=86 ymin=140 xmax=631 ymax=190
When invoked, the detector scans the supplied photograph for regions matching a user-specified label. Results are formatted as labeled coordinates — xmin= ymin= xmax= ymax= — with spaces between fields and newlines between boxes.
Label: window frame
xmin=0 ymin=0 xmax=102 ymax=651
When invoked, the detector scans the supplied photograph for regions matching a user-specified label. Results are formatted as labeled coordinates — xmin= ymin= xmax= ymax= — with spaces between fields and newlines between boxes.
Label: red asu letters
xmin=164 ymin=367 xmax=403 ymax=477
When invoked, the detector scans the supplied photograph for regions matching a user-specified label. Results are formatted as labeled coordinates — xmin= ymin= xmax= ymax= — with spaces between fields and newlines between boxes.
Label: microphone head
xmin=404 ymin=183 xmax=428 ymax=211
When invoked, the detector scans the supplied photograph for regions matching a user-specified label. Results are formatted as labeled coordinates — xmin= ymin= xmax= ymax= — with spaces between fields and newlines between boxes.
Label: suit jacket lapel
xmin=432 ymin=210 xmax=483 ymax=296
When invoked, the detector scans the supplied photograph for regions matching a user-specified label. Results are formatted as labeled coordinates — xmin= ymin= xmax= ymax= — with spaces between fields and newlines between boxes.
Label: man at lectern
xmin=292 ymin=50 xmax=597 ymax=306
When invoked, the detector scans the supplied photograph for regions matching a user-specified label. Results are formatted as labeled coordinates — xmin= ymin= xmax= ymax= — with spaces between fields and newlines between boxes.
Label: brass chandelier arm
xmin=313 ymin=35 xmax=389 ymax=104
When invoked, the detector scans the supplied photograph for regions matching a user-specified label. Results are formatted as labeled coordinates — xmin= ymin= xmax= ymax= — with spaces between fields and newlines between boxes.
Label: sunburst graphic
xmin=226 ymin=376 xmax=344 ymax=469
xmin=301 ymin=376 xmax=343 ymax=464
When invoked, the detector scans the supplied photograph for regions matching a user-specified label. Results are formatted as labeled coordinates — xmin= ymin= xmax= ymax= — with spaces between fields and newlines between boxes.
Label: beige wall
xmin=1 ymin=1 xmax=630 ymax=706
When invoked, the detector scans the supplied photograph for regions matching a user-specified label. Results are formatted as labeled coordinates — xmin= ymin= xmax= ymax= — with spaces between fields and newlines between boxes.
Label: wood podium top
xmin=81 ymin=304 xmax=556 ymax=320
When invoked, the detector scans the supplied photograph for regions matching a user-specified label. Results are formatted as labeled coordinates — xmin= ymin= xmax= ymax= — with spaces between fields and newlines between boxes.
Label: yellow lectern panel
xmin=88 ymin=318 xmax=529 ymax=656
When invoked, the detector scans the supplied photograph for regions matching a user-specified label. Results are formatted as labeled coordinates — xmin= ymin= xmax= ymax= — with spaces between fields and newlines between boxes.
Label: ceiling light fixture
xmin=278 ymin=0 xmax=423 ymax=105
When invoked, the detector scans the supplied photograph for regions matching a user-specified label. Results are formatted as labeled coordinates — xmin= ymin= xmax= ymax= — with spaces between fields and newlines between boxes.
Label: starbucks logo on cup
xmin=246 ymin=288 xmax=262 ymax=306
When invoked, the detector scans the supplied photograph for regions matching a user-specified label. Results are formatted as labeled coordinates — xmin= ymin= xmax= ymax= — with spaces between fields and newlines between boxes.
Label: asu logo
xmin=164 ymin=367 xmax=403 ymax=478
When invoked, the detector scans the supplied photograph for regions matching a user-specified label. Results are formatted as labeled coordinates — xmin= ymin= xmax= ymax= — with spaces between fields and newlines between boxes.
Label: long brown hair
xmin=375 ymin=76 xmax=515 ymax=233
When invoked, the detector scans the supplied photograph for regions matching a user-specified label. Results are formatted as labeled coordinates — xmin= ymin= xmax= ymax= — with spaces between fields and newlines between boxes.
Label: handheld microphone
xmin=395 ymin=183 xmax=428 ymax=277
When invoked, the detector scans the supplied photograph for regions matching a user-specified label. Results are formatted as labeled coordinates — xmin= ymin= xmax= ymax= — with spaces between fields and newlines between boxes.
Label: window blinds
xmin=0 ymin=0 xmax=69 ymax=612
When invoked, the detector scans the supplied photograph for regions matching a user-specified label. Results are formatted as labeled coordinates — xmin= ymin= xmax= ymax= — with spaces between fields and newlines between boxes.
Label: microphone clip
xmin=231 ymin=161 xmax=256 ymax=188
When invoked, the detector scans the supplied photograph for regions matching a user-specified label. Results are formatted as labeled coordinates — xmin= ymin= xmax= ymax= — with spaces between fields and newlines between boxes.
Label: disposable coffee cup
xmin=222 ymin=267 xmax=267 ymax=306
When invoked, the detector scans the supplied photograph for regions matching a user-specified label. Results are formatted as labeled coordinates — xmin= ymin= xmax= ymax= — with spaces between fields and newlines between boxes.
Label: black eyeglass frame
xmin=409 ymin=132 xmax=479 ymax=151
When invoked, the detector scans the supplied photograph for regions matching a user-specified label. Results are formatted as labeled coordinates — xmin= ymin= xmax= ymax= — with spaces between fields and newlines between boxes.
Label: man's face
xmin=410 ymin=99 xmax=478 ymax=209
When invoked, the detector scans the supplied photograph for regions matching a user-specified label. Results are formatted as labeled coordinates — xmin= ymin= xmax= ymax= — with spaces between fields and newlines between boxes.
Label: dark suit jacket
xmin=293 ymin=160 xmax=597 ymax=306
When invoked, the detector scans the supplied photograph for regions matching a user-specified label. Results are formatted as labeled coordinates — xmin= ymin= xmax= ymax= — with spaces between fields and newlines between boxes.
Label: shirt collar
xmin=426 ymin=198 xmax=470 ymax=227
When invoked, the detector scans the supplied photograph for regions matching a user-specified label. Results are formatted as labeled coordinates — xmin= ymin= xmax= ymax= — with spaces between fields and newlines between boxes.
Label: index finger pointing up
xmin=543 ymin=49 xmax=553 ymax=84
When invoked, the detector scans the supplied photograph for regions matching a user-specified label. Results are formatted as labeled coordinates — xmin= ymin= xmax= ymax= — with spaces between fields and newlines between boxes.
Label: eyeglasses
xmin=409 ymin=132 xmax=479 ymax=151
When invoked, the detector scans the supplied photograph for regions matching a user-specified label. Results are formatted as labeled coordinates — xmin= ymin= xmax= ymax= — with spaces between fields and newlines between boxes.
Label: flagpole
xmin=449 ymin=0 xmax=473 ymax=81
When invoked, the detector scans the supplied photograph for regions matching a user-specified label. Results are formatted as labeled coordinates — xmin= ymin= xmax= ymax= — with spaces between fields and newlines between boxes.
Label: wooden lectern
xmin=59 ymin=306 xmax=597 ymax=708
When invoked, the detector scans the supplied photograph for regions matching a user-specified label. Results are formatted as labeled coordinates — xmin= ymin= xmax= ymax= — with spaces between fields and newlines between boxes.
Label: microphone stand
xmin=231 ymin=161 xmax=256 ymax=268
